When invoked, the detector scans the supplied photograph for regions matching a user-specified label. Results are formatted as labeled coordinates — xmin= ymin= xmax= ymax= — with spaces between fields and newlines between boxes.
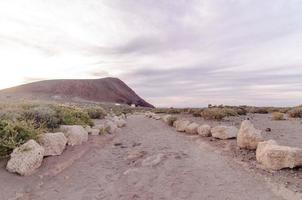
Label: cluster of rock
xmin=6 ymin=115 xmax=127 ymax=176
xmin=145 ymin=111 xmax=302 ymax=171
xmin=145 ymin=111 xmax=161 ymax=120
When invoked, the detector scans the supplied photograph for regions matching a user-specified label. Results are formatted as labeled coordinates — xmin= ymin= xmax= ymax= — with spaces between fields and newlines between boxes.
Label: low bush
xmin=0 ymin=120 xmax=44 ymax=157
xmin=192 ymin=110 xmax=202 ymax=117
xmin=287 ymin=107 xmax=302 ymax=118
xmin=85 ymin=107 xmax=107 ymax=119
xmin=54 ymin=105 xmax=94 ymax=127
xmin=201 ymin=108 xmax=226 ymax=120
xmin=22 ymin=106 xmax=61 ymax=130
xmin=248 ymin=107 xmax=269 ymax=114
xmin=201 ymin=108 xmax=238 ymax=120
xmin=235 ymin=107 xmax=247 ymax=115
xmin=272 ymin=112 xmax=284 ymax=120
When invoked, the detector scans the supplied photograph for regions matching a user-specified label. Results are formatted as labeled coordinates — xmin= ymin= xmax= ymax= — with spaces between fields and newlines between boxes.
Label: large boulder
xmin=60 ymin=125 xmax=88 ymax=146
xmin=197 ymin=125 xmax=211 ymax=137
xmin=256 ymin=140 xmax=302 ymax=170
xmin=211 ymin=126 xmax=238 ymax=139
xmin=113 ymin=117 xmax=127 ymax=128
xmin=39 ymin=132 xmax=67 ymax=156
xmin=185 ymin=122 xmax=199 ymax=135
xmin=163 ymin=115 xmax=177 ymax=126
xmin=237 ymin=120 xmax=264 ymax=150
xmin=105 ymin=120 xmax=119 ymax=134
xmin=115 ymin=119 xmax=127 ymax=128
xmin=145 ymin=112 xmax=155 ymax=118
xmin=7 ymin=140 xmax=44 ymax=176
xmin=175 ymin=120 xmax=191 ymax=132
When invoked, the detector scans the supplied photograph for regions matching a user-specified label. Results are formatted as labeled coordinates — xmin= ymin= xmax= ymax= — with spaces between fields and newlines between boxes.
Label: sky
xmin=1 ymin=0 xmax=302 ymax=107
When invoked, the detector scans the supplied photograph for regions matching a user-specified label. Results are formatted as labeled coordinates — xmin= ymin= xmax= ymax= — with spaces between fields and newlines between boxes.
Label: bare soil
xmin=179 ymin=113 xmax=302 ymax=194
xmin=0 ymin=114 xmax=300 ymax=200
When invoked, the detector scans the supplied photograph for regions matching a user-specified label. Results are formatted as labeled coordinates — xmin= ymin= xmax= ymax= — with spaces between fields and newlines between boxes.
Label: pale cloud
xmin=0 ymin=0 xmax=302 ymax=107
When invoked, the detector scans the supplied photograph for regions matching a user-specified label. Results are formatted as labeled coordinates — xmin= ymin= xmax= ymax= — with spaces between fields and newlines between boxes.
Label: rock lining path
xmin=0 ymin=115 xmax=289 ymax=200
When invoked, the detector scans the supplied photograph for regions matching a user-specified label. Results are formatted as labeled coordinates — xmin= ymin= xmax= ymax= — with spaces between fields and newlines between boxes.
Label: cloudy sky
xmin=1 ymin=0 xmax=302 ymax=107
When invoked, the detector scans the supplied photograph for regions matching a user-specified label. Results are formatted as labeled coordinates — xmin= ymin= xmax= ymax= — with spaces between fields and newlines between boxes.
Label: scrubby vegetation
xmin=0 ymin=102 xmax=111 ymax=157
xmin=54 ymin=105 xmax=94 ymax=127
xmin=85 ymin=107 xmax=107 ymax=119
xmin=153 ymin=108 xmax=182 ymax=114
xmin=272 ymin=112 xmax=285 ymax=120
xmin=287 ymin=107 xmax=302 ymax=118
xmin=0 ymin=120 xmax=44 ymax=157
xmin=200 ymin=108 xmax=239 ymax=120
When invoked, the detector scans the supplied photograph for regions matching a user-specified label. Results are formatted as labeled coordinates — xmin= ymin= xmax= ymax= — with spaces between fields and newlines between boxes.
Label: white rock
xmin=152 ymin=115 xmax=161 ymax=120
xmin=60 ymin=125 xmax=88 ymax=146
xmin=197 ymin=125 xmax=211 ymax=137
xmin=163 ymin=115 xmax=177 ymax=126
xmin=105 ymin=120 xmax=119 ymax=134
xmin=91 ymin=129 xmax=100 ymax=136
xmin=173 ymin=120 xmax=180 ymax=128
xmin=7 ymin=140 xmax=44 ymax=176
xmin=256 ymin=140 xmax=302 ymax=170
xmin=39 ymin=132 xmax=67 ymax=156
xmin=145 ymin=112 xmax=155 ymax=118
xmin=211 ymin=126 xmax=238 ymax=139
xmin=162 ymin=115 xmax=172 ymax=123
xmin=175 ymin=120 xmax=191 ymax=132
xmin=116 ymin=118 xmax=127 ymax=127
xmin=185 ymin=122 xmax=199 ymax=135
xmin=237 ymin=120 xmax=264 ymax=150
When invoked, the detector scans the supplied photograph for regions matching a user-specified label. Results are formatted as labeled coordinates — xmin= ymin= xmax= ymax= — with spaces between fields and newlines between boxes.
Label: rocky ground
xmin=0 ymin=114 xmax=301 ymax=200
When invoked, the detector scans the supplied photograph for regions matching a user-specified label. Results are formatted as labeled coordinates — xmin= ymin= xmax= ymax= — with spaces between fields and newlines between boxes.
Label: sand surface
xmin=0 ymin=114 xmax=300 ymax=200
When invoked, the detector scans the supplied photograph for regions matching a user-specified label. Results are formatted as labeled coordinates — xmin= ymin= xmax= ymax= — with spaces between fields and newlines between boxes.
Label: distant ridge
xmin=0 ymin=77 xmax=154 ymax=108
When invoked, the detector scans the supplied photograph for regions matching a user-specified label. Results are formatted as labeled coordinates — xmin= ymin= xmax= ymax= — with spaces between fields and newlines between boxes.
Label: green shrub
xmin=192 ymin=110 xmax=202 ymax=117
xmin=287 ymin=107 xmax=302 ymax=118
xmin=272 ymin=112 xmax=284 ymax=120
xmin=55 ymin=106 xmax=94 ymax=127
xmin=0 ymin=120 xmax=44 ymax=157
xmin=85 ymin=107 xmax=107 ymax=119
xmin=236 ymin=107 xmax=247 ymax=115
xmin=201 ymin=108 xmax=226 ymax=120
xmin=22 ymin=106 xmax=61 ymax=130
xmin=201 ymin=108 xmax=238 ymax=120
xmin=221 ymin=108 xmax=238 ymax=117
xmin=248 ymin=107 xmax=269 ymax=114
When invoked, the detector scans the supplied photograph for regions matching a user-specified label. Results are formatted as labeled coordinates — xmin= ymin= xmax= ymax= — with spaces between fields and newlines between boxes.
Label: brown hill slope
xmin=0 ymin=77 xmax=154 ymax=107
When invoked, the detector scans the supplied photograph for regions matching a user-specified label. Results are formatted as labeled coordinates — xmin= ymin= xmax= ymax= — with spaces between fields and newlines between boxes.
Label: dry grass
xmin=272 ymin=112 xmax=284 ymax=120
xmin=287 ymin=107 xmax=302 ymax=118
xmin=201 ymin=108 xmax=238 ymax=120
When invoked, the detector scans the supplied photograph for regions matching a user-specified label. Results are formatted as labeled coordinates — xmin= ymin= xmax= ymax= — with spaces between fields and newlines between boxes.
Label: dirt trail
xmin=0 ymin=115 xmax=291 ymax=200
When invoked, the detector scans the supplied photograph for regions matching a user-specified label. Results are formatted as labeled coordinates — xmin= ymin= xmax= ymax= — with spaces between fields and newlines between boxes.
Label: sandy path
xmin=1 ymin=115 xmax=286 ymax=200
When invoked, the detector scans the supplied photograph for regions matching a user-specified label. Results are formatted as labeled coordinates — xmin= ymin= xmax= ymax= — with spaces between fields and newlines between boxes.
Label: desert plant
xmin=22 ymin=106 xmax=61 ymax=129
xmin=248 ymin=107 xmax=269 ymax=114
xmin=287 ymin=107 xmax=302 ymax=118
xmin=235 ymin=107 xmax=247 ymax=115
xmin=272 ymin=112 xmax=284 ymax=120
xmin=85 ymin=107 xmax=107 ymax=119
xmin=54 ymin=105 xmax=94 ymax=127
xmin=192 ymin=110 xmax=202 ymax=117
xmin=201 ymin=108 xmax=226 ymax=120
xmin=221 ymin=108 xmax=238 ymax=117
xmin=0 ymin=120 xmax=44 ymax=157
